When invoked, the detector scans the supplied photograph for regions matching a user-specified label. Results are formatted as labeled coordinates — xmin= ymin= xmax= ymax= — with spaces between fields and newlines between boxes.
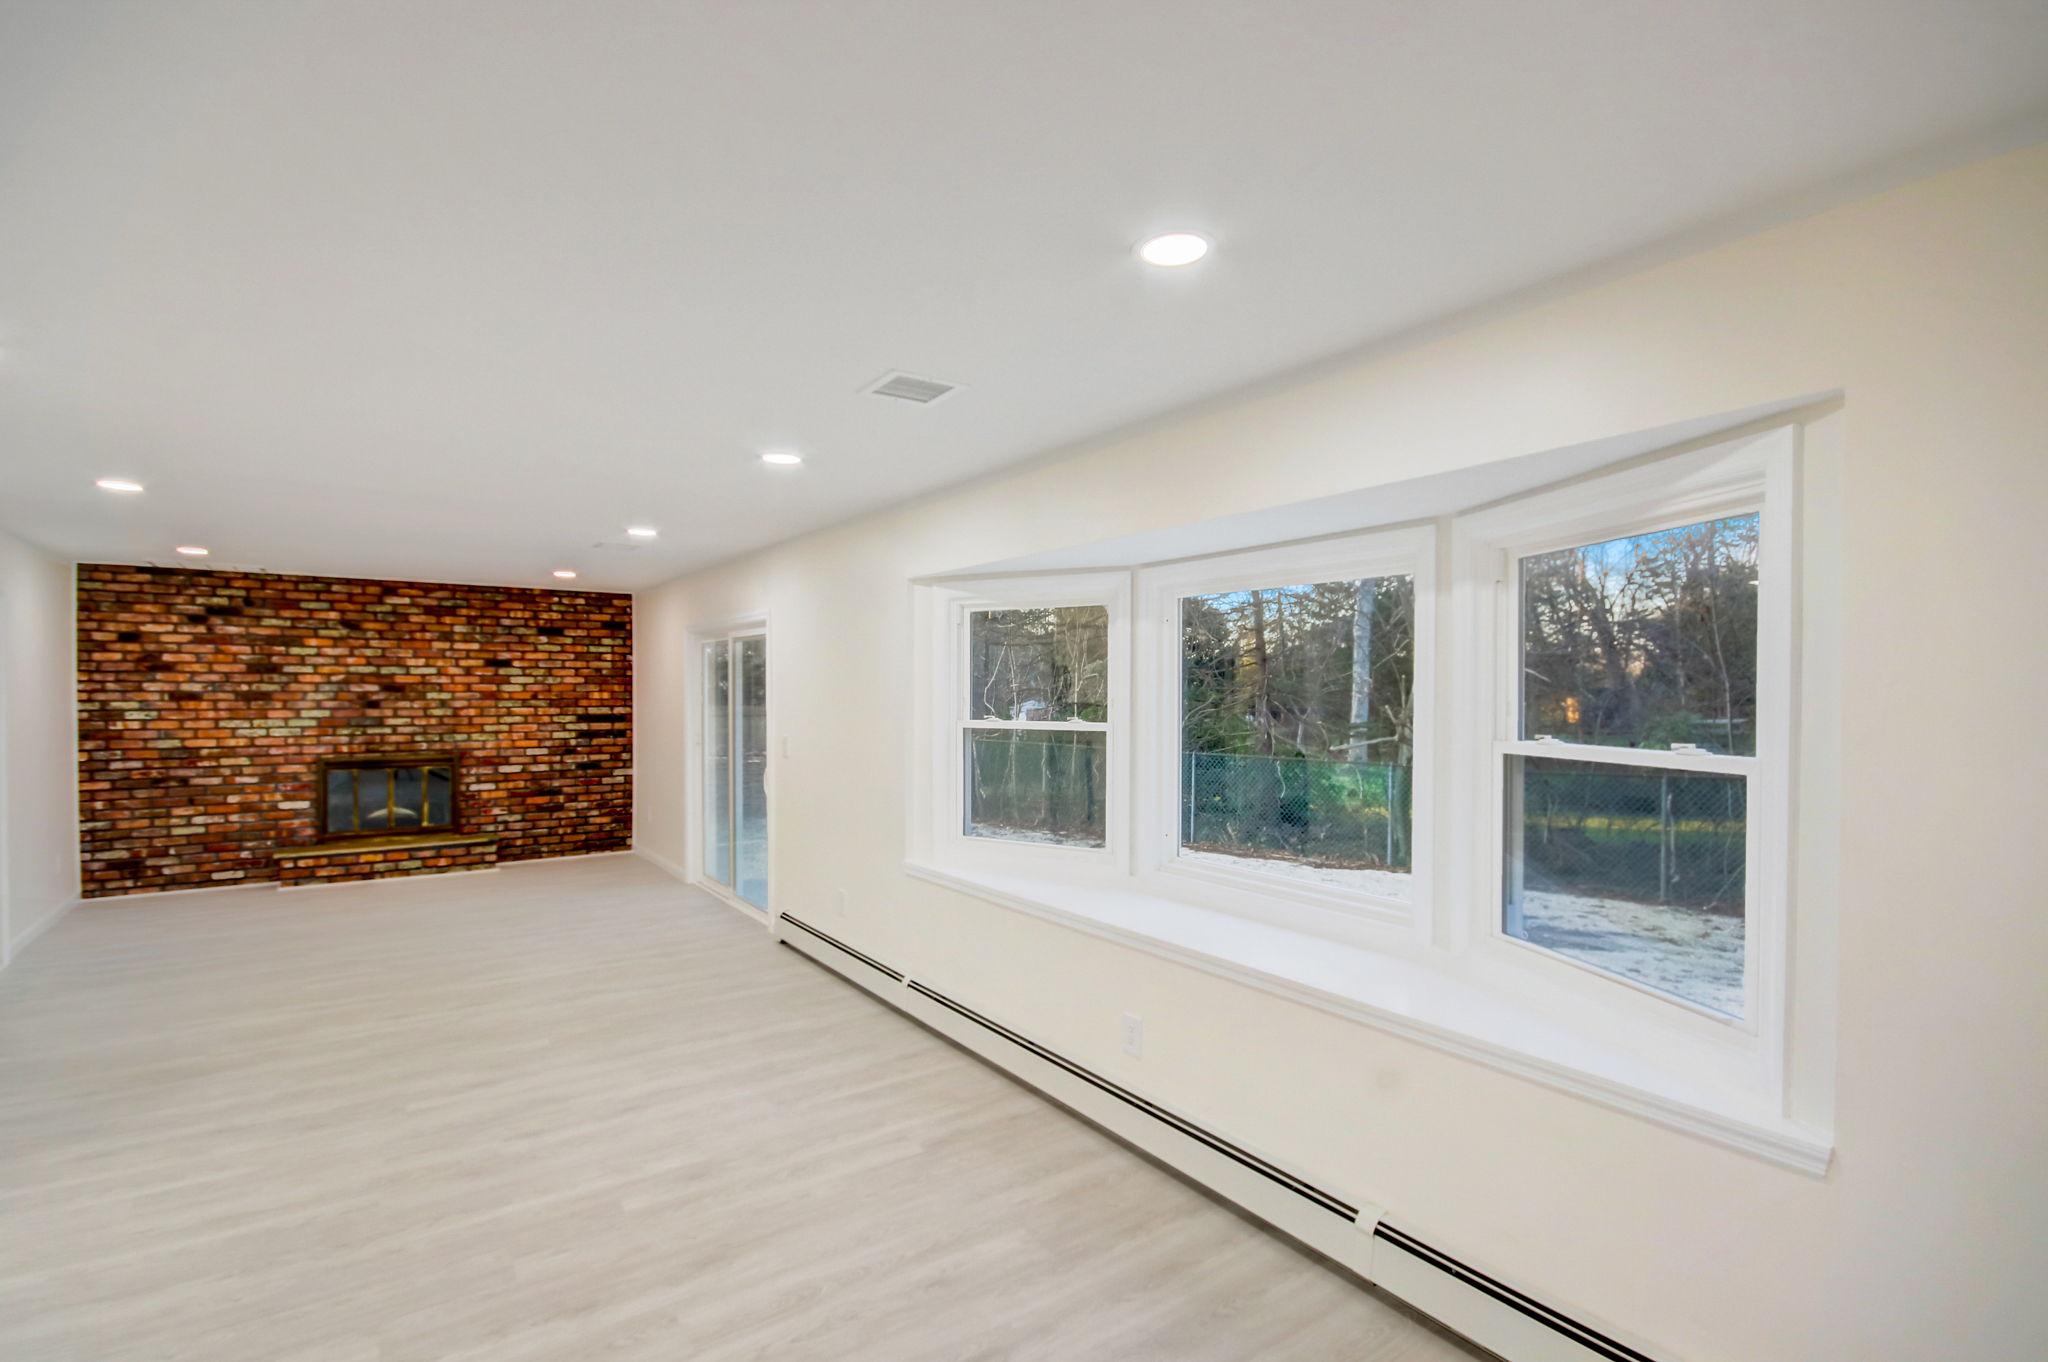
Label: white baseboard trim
xmin=635 ymin=848 xmax=689 ymax=882
xmin=776 ymin=912 xmax=1674 ymax=1362
xmin=3 ymin=898 xmax=77 ymax=969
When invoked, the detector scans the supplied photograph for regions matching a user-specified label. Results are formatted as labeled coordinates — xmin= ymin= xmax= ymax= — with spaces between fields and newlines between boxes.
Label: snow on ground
xmin=1516 ymin=890 xmax=1744 ymax=1015
xmin=1178 ymin=849 xmax=1412 ymax=902
xmin=968 ymin=824 xmax=1104 ymax=849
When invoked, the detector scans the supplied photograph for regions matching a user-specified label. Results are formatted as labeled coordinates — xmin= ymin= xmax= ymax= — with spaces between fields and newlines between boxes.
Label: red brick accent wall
xmin=76 ymin=565 xmax=631 ymax=898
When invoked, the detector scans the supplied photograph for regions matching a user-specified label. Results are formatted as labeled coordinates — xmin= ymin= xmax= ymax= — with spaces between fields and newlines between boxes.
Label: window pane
xmin=325 ymin=769 xmax=355 ymax=833
xmin=1504 ymin=755 xmax=1746 ymax=1016
xmin=359 ymin=769 xmax=393 ymax=828
xmin=968 ymin=606 xmax=1108 ymax=722
xmin=704 ymin=640 xmax=732 ymax=885
xmin=1178 ymin=575 xmax=1414 ymax=898
xmin=425 ymin=768 xmax=452 ymax=826
xmin=1520 ymin=513 xmax=1760 ymax=754
xmin=965 ymin=729 xmax=1105 ymax=848
xmin=734 ymin=635 xmax=769 ymax=909
xmin=389 ymin=767 xmax=424 ymax=829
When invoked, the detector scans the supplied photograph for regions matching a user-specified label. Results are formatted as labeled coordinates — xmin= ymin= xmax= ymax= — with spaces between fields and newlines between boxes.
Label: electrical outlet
xmin=1120 ymin=1012 xmax=1143 ymax=1058
xmin=835 ymin=888 xmax=848 ymax=917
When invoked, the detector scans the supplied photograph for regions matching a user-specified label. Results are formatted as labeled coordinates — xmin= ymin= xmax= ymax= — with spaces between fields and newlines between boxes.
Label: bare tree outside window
xmin=969 ymin=607 xmax=1107 ymax=722
xmin=1178 ymin=575 xmax=1414 ymax=898
xmin=1521 ymin=513 xmax=1760 ymax=754
xmin=964 ymin=607 xmax=1109 ymax=847
xmin=1505 ymin=513 xmax=1760 ymax=1016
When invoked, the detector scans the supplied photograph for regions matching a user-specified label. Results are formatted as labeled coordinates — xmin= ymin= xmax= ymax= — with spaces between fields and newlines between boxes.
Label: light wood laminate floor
xmin=0 ymin=855 xmax=1485 ymax=1362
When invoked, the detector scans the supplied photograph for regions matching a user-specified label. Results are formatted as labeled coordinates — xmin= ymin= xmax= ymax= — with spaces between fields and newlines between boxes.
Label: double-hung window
xmin=1458 ymin=424 xmax=1794 ymax=1031
xmin=963 ymin=604 xmax=1111 ymax=848
xmin=1503 ymin=516 xmax=1759 ymax=1015
xmin=920 ymin=573 xmax=1129 ymax=863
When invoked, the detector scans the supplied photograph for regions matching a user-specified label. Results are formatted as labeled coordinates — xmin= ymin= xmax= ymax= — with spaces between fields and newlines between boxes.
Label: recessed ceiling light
xmin=96 ymin=478 xmax=145 ymax=493
xmin=174 ymin=545 xmax=209 ymax=556
xmin=553 ymin=569 xmax=578 ymax=579
xmin=760 ymin=451 xmax=804 ymax=466
xmin=625 ymin=526 xmax=659 ymax=538
xmin=1137 ymin=232 xmax=1210 ymax=267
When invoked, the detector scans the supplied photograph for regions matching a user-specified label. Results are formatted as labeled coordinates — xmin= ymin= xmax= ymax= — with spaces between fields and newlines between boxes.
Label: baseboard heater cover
xmin=778 ymin=912 xmax=904 ymax=982
xmin=775 ymin=911 xmax=1671 ymax=1362
xmin=904 ymin=977 xmax=1359 ymax=1221
xmin=1372 ymin=1223 xmax=1659 ymax=1362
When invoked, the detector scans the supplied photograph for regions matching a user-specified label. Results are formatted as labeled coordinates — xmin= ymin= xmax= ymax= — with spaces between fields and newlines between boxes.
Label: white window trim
xmin=912 ymin=572 xmax=1132 ymax=876
xmin=1448 ymin=423 xmax=1797 ymax=1097
xmin=1131 ymin=526 xmax=1435 ymax=939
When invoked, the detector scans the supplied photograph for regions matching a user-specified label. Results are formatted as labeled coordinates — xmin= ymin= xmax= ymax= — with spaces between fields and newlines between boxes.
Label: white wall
xmin=0 ymin=527 xmax=79 ymax=965
xmin=635 ymin=143 xmax=2048 ymax=1362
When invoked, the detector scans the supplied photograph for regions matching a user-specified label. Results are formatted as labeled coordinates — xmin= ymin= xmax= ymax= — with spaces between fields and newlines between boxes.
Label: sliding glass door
xmin=732 ymin=635 xmax=769 ymax=907
xmin=704 ymin=641 xmax=733 ymax=887
xmin=701 ymin=630 xmax=768 ymax=909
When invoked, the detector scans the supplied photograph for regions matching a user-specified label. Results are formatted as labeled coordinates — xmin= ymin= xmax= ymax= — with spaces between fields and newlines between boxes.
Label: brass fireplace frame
xmin=315 ymin=752 xmax=463 ymax=841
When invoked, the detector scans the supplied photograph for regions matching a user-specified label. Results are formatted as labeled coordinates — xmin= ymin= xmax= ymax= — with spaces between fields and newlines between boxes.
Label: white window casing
xmin=1132 ymin=526 xmax=1436 ymax=942
xmin=912 ymin=571 xmax=1132 ymax=877
xmin=1448 ymin=423 xmax=1798 ymax=1098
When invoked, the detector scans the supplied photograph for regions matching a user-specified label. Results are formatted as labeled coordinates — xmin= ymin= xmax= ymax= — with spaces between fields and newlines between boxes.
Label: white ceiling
xmin=2 ymin=1 xmax=2044 ymax=591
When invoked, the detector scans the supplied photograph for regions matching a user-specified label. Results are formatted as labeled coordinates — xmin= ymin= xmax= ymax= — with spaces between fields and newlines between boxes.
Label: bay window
xmin=910 ymin=420 xmax=1816 ymax=1167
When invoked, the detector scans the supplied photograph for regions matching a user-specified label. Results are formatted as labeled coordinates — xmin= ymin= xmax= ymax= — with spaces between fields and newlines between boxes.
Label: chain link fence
xmin=1180 ymin=750 xmax=1411 ymax=871
xmin=1513 ymin=756 xmax=1745 ymax=912
xmin=965 ymin=730 xmax=1107 ymax=846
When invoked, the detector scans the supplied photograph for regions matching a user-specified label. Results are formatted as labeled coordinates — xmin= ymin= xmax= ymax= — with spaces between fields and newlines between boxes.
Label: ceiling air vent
xmin=865 ymin=371 xmax=962 ymax=405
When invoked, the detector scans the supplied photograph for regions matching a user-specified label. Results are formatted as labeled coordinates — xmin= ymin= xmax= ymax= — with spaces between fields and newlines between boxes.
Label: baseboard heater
xmin=776 ymin=911 xmax=1670 ymax=1362
xmin=778 ymin=912 xmax=905 ymax=983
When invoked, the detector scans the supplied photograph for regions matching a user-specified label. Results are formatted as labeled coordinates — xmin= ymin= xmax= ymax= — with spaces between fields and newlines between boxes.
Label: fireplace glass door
xmin=322 ymin=757 xmax=457 ymax=837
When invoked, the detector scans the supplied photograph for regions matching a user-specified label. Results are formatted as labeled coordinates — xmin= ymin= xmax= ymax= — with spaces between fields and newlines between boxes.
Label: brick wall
xmin=76 ymin=565 xmax=631 ymax=897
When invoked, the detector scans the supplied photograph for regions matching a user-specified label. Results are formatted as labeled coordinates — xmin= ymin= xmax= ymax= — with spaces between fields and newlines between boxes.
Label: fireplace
xmin=319 ymin=754 xmax=460 ymax=840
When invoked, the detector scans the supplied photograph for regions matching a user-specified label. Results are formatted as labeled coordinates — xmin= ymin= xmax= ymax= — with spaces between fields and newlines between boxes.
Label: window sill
xmin=903 ymin=859 xmax=1832 ymax=1176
